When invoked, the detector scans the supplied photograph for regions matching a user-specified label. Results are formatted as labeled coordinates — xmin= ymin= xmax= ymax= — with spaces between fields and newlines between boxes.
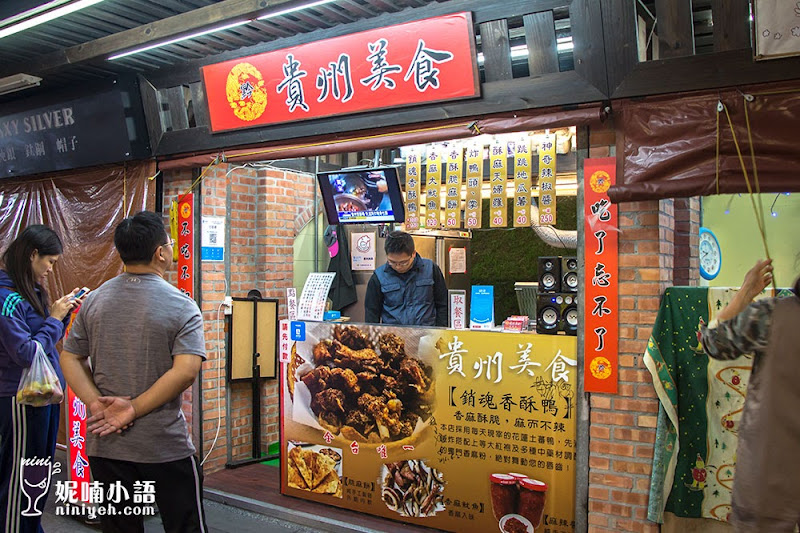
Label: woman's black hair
xmin=794 ymin=277 xmax=800 ymax=299
xmin=1 ymin=225 xmax=63 ymax=317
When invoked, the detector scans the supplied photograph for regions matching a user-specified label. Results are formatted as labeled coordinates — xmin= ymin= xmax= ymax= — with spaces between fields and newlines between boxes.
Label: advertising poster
xmin=351 ymin=232 xmax=376 ymax=271
xmin=201 ymin=215 xmax=225 ymax=261
xmin=281 ymin=322 xmax=577 ymax=532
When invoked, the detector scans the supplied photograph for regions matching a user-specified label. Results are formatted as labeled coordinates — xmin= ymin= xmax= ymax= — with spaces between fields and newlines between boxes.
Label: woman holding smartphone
xmin=0 ymin=224 xmax=85 ymax=533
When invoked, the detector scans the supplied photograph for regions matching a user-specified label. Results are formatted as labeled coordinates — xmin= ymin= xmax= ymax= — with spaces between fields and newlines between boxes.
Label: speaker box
xmin=536 ymin=293 xmax=578 ymax=335
xmin=538 ymin=256 xmax=561 ymax=293
xmin=561 ymin=256 xmax=578 ymax=293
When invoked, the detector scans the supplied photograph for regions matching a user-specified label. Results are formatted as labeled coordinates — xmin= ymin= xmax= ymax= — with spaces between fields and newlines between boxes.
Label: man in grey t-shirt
xmin=62 ymin=211 xmax=208 ymax=532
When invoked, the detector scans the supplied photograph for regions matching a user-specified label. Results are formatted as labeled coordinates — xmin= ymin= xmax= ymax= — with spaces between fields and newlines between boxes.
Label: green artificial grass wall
xmin=471 ymin=196 xmax=578 ymax=321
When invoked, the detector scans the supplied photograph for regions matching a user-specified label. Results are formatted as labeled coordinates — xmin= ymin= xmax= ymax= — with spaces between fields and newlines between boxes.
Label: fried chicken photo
xmin=333 ymin=325 xmax=373 ymax=350
xmin=299 ymin=326 xmax=434 ymax=442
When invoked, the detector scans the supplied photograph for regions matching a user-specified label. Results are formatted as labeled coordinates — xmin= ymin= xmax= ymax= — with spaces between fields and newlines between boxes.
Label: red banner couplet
xmin=66 ymin=387 xmax=90 ymax=499
xmin=583 ymin=158 xmax=618 ymax=394
xmin=177 ymin=194 xmax=194 ymax=298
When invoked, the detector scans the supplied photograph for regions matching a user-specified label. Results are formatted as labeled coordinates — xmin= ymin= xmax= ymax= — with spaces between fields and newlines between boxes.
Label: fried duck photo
xmin=298 ymin=325 xmax=435 ymax=442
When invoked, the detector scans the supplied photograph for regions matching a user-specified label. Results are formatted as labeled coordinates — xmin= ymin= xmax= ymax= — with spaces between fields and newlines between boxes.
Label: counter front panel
xmin=280 ymin=321 xmax=578 ymax=533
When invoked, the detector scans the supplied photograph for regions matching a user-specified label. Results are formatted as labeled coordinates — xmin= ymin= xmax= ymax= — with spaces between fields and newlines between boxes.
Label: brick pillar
xmin=673 ymin=197 xmax=700 ymax=286
xmin=587 ymin=199 xmax=674 ymax=532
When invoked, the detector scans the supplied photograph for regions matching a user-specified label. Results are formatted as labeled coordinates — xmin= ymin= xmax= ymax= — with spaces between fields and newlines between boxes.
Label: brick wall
xmin=162 ymin=163 xmax=316 ymax=472
xmin=161 ymin=169 xmax=197 ymax=445
xmin=585 ymin=124 xmax=700 ymax=531
xmin=673 ymin=197 xmax=701 ymax=286
xmin=586 ymin=199 xmax=672 ymax=533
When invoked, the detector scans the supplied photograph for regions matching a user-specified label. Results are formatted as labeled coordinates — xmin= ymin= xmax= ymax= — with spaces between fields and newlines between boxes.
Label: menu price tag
xmin=538 ymin=133 xmax=557 ymax=226
xmin=405 ymin=148 xmax=421 ymax=230
xmin=489 ymin=141 xmax=507 ymax=228
xmin=444 ymin=144 xmax=463 ymax=228
xmin=464 ymin=143 xmax=483 ymax=229
xmin=425 ymin=145 xmax=442 ymax=229
xmin=513 ymin=136 xmax=532 ymax=228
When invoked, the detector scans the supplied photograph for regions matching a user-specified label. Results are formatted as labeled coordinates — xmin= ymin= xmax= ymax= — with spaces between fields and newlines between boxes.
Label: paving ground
xmin=37 ymin=448 xmax=322 ymax=533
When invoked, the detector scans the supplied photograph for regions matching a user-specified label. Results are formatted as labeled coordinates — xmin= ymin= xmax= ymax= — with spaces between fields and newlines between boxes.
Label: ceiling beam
xmin=0 ymin=0 xmax=299 ymax=78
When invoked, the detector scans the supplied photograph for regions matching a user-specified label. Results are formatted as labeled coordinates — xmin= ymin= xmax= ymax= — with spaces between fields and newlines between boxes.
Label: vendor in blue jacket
xmin=365 ymin=231 xmax=448 ymax=327
xmin=0 ymin=225 xmax=84 ymax=533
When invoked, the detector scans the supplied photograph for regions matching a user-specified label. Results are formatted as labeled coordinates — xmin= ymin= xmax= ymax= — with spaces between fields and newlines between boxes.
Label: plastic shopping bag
xmin=16 ymin=341 xmax=64 ymax=406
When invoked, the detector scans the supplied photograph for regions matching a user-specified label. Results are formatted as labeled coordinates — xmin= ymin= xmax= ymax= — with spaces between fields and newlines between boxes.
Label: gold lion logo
xmin=226 ymin=62 xmax=267 ymax=122
xmin=590 ymin=170 xmax=611 ymax=193
xmin=590 ymin=356 xmax=612 ymax=380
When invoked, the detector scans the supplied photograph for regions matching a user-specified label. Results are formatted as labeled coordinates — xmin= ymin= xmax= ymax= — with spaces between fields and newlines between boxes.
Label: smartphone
xmin=72 ymin=288 xmax=89 ymax=300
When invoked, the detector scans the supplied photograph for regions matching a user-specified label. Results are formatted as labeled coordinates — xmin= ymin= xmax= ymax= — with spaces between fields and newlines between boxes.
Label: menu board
xmin=281 ymin=322 xmax=577 ymax=532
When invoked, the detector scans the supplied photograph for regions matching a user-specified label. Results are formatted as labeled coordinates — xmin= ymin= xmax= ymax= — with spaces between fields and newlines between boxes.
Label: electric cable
xmin=201 ymin=277 xmax=227 ymax=466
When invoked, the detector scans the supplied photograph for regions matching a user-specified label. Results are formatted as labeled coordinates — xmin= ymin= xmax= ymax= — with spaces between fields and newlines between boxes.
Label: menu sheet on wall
xmin=281 ymin=323 xmax=577 ymax=533
xmin=297 ymin=272 xmax=335 ymax=321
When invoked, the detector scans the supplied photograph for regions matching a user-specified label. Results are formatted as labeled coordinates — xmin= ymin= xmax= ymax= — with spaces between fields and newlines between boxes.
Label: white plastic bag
xmin=16 ymin=341 xmax=64 ymax=407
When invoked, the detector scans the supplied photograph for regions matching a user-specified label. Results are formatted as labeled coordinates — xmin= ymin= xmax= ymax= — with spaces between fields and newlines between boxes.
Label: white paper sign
xmin=754 ymin=0 xmax=800 ymax=60
xmin=297 ymin=272 xmax=335 ymax=321
xmin=201 ymin=216 xmax=225 ymax=261
xmin=449 ymin=290 xmax=467 ymax=330
xmin=279 ymin=320 xmax=291 ymax=363
xmin=351 ymin=232 xmax=377 ymax=271
xmin=287 ymin=288 xmax=297 ymax=321
xmin=449 ymin=247 xmax=467 ymax=274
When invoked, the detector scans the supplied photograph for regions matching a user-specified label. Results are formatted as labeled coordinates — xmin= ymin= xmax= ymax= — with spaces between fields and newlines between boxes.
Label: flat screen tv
xmin=317 ymin=166 xmax=406 ymax=224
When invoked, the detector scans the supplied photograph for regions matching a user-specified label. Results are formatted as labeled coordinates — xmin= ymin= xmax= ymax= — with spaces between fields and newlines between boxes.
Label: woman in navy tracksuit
xmin=0 ymin=225 xmax=82 ymax=533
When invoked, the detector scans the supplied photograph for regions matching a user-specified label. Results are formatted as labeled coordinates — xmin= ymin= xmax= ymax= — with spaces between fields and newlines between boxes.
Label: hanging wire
xmin=720 ymin=98 xmax=777 ymax=292
xmin=769 ymin=193 xmax=781 ymax=217
xmin=715 ymin=101 xmax=722 ymax=195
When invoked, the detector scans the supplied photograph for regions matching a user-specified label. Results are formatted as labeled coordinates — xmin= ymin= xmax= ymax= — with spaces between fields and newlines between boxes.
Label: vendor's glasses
xmin=387 ymin=257 xmax=413 ymax=268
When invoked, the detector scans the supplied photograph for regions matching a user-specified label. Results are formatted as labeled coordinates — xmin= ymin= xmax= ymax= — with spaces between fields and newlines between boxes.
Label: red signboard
xmin=177 ymin=194 xmax=194 ymax=298
xmin=64 ymin=313 xmax=90 ymax=500
xmin=66 ymin=387 xmax=90 ymax=500
xmin=583 ymin=158 xmax=618 ymax=394
xmin=202 ymin=12 xmax=479 ymax=132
